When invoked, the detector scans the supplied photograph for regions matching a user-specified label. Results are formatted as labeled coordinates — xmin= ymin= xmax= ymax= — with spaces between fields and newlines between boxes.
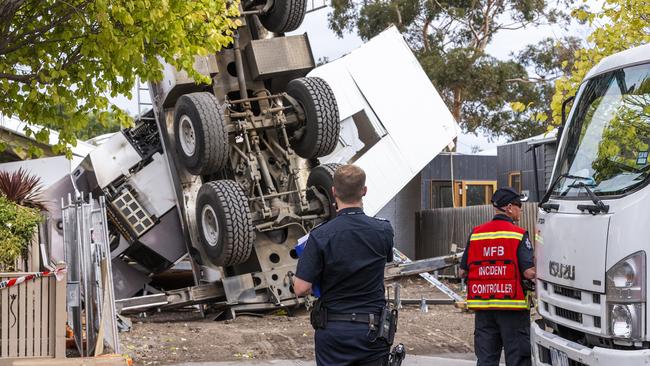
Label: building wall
xmin=421 ymin=153 xmax=498 ymax=181
xmin=376 ymin=173 xmax=422 ymax=258
xmin=420 ymin=153 xmax=497 ymax=209
xmin=497 ymin=141 xmax=557 ymax=201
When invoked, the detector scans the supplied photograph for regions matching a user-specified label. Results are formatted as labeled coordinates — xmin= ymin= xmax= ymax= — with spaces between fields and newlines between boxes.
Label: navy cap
xmin=491 ymin=187 xmax=528 ymax=208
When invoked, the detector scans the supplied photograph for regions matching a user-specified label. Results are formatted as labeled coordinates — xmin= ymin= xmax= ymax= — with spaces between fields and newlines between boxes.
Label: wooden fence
xmin=415 ymin=203 xmax=538 ymax=259
xmin=0 ymin=272 xmax=66 ymax=359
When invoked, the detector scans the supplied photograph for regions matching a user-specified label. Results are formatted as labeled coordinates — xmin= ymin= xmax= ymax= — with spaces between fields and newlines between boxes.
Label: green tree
xmin=551 ymin=0 xmax=650 ymax=125
xmin=329 ymin=0 xmax=575 ymax=140
xmin=0 ymin=0 xmax=240 ymax=157
xmin=509 ymin=36 xmax=582 ymax=136
xmin=76 ymin=112 xmax=122 ymax=141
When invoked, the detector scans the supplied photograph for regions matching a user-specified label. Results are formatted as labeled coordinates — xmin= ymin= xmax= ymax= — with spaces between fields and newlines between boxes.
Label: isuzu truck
xmin=533 ymin=43 xmax=650 ymax=365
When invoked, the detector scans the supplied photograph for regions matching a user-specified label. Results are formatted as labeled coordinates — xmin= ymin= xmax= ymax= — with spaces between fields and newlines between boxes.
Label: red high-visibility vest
xmin=466 ymin=219 xmax=528 ymax=311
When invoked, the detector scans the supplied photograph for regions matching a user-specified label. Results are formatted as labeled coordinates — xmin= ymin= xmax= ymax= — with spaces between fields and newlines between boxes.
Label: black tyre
xmin=173 ymin=93 xmax=229 ymax=176
xmin=307 ymin=163 xmax=342 ymax=220
xmin=260 ymin=0 xmax=307 ymax=33
xmin=287 ymin=77 xmax=340 ymax=159
xmin=196 ymin=180 xmax=255 ymax=267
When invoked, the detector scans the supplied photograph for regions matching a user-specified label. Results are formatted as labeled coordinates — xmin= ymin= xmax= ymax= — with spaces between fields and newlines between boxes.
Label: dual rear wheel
xmin=173 ymin=76 xmax=340 ymax=267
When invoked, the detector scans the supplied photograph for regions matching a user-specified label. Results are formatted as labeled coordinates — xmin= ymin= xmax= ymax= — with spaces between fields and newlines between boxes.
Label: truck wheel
xmin=260 ymin=0 xmax=307 ymax=33
xmin=196 ymin=180 xmax=255 ymax=267
xmin=307 ymin=163 xmax=342 ymax=220
xmin=174 ymin=93 xmax=229 ymax=176
xmin=287 ymin=77 xmax=340 ymax=159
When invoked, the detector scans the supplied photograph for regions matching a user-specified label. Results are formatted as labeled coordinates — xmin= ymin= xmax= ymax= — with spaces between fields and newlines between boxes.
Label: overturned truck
xmin=63 ymin=0 xmax=339 ymax=308
xmin=40 ymin=4 xmax=459 ymax=313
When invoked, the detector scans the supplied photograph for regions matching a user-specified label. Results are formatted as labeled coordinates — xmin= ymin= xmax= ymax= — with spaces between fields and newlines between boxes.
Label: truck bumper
xmin=531 ymin=320 xmax=650 ymax=365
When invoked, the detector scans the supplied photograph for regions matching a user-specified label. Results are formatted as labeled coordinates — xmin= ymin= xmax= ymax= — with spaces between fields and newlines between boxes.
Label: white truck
xmin=532 ymin=43 xmax=650 ymax=365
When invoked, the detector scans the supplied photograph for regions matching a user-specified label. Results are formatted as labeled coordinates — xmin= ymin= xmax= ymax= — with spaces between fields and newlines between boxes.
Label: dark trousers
xmin=474 ymin=310 xmax=531 ymax=366
xmin=315 ymin=321 xmax=390 ymax=366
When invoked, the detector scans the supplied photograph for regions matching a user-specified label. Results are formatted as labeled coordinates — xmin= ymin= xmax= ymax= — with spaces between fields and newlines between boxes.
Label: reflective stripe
xmin=467 ymin=299 xmax=528 ymax=309
xmin=470 ymin=231 xmax=524 ymax=241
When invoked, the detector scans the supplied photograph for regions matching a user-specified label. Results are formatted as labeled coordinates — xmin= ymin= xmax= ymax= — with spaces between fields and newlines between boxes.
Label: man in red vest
xmin=459 ymin=187 xmax=536 ymax=366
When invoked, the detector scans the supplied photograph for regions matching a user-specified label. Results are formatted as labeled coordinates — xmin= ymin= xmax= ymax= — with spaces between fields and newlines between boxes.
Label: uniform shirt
xmin=460 ymin=214 xmax=534 ymax=276
xmin=296 ymin=207 xmax=394 ymax=314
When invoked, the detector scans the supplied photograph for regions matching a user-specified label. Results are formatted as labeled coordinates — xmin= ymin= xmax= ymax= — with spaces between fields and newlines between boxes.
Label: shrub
xmin=0 ymin=196 xmax=42 ymax=271
xmin=0 ymin=168 xmax=46 ymax=210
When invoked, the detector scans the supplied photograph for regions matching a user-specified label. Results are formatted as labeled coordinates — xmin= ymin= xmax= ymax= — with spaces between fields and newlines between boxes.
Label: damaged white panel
xmin=310 ymin=61 xmax=365 ymax=121
xmin=0 ymin=156 xmax=71 ymax=188
xmin=309 ymin=26 xmax=458 ymax=216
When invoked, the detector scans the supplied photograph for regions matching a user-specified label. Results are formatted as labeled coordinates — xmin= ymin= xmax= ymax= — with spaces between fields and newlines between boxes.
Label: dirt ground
xmin=120 ymin=277 xmax=475 ymax=365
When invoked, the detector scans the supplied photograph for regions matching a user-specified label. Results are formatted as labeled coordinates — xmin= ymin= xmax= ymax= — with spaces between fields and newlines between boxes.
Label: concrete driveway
xmin=171 ymin=355 xmax=484 ymax=366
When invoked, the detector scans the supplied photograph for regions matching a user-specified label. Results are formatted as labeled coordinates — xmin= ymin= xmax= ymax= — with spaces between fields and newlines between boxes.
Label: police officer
xmin=293 ymin=164 xmax=394 ymax=366
xmin=459 ymin=187 xmax=536 ymax=366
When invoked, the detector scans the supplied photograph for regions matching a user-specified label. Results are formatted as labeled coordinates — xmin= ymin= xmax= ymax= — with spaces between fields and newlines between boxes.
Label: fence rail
xmin=415 ymin=203 xmax=538 ymax=259
xmin=0 ymin=272 xmax=66 ymax=359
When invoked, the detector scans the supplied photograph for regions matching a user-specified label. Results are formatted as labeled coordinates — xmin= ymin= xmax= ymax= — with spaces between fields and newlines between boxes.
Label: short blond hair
xmin=333 ymin=165 xmax=366 ymax=203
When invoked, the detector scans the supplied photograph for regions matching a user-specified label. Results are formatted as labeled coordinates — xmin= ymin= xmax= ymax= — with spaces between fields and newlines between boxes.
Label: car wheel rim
xmin=179 ymin=115 xmax=196 ymax=157
xmin=201 ymin=205 xmax=219 ymax=246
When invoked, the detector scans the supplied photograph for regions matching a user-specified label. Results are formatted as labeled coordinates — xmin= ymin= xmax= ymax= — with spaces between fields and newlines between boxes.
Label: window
xmin=430 ymin=180 xmax=497 ymax=208
xmin=461 ymin=181 xmax=496 ymax=207
xmin=509 ymin=172 xmax=522 ymax=192
xmin=551 ymin=62 xmax=650 ymax=198
xmin=430 ymin=181 xmax=454 ymax=208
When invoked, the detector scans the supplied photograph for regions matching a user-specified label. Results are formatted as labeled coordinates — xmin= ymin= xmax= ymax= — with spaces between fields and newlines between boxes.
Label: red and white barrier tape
xmin=0 ymin=267 xmax=67 ymax=290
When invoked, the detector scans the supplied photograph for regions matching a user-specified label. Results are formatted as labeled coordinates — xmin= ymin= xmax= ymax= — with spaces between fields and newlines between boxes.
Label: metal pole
xmin=233 ymin=34 xmax=249 ymax=101
xmin=450 ymin=153 xmax=456 ymax=208
xmin=99 ymin=196 xmax=121 ymax=353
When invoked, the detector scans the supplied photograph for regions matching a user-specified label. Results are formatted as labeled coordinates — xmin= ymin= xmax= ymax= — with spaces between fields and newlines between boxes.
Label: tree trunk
xmin=422 ymin=17 xmax=432 ymax=52
xmin=393 ymin=2 xmax=402 ymax=26
xmin=452 ymin=86 xmax=462 ymax=122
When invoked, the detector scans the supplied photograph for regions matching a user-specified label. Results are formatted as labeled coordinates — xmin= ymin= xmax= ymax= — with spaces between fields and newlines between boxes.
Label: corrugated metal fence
xmin=415 ymin=203 xmax=538 ymax=259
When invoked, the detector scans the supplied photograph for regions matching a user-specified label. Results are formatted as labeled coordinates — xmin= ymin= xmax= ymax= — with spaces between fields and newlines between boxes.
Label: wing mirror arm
xmin=558 ymin=95 xmax=575 ymax=144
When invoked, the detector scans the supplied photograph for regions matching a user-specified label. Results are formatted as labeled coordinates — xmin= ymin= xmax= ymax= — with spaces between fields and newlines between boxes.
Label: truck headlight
xmin=606 ymin=251 xmax=646 ymax=302
xmin=609 ymin=303 xmax=643 ymax=339
xmin=607 ymin=251 xmax=646 ymax=340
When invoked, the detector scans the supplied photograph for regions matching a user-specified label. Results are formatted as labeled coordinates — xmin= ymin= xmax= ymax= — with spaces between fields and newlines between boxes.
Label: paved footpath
xmin=171 ymin=355 xmax=490 ymax=366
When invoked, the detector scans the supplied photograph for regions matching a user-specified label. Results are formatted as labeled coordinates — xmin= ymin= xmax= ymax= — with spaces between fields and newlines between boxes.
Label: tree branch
xmin=506 ymin=75 xmax=561 ymax=83
xmin=0 ymin=72 xmax=36 ymax=83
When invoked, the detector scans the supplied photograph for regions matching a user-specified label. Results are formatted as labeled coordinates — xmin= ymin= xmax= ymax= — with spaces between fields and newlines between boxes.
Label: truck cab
xmin=533 ymin=43 xmax=650 ymax=365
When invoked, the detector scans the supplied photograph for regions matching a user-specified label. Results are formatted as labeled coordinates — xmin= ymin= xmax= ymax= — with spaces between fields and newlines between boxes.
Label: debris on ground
xmin=120 ymin=277 xmax=474 ymax=365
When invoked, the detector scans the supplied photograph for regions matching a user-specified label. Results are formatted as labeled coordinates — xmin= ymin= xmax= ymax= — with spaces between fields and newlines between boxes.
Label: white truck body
xmin=532 ymin=43 xmax=650 ymax=365
xmin=313 ymin=26 xmax=458 ymax=216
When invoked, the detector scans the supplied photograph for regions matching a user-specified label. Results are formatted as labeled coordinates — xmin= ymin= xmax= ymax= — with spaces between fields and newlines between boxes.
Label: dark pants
xmin=315 ymin=321 xmax=390 ymax=366
xmin=474 ymin=310 xmax=531 ymax=366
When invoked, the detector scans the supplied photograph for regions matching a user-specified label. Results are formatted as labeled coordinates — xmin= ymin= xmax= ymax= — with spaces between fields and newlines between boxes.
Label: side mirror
xmin=558 ymin=95 xmax=575 ymax=144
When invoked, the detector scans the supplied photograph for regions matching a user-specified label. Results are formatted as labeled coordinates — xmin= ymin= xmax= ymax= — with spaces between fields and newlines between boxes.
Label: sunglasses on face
xmin=510 ymin=202 xmax=522 ymax=208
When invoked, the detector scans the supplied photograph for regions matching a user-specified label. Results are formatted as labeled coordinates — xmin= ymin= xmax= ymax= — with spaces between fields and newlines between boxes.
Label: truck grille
xmin=555 ymin=306 xmax=583 ymax=323
xmin=553 ymin=284 xmax=581 ymax=300
xmin=538 ymin=345 xmax=587 ymax=366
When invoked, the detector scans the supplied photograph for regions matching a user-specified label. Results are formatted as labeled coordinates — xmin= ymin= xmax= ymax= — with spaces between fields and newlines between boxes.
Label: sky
xmin=110 ymin=2 xmax=599 ymax=155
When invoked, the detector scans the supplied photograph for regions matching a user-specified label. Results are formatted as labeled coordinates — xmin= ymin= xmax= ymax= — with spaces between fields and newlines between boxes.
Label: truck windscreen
xmin=552 ymin=62 xmax=650 ymax=198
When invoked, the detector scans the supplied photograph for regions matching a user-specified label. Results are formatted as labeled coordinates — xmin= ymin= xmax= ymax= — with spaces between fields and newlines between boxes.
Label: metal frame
xmin=508 ymin=171 xmax=523 ymax=192
xmin=61 ymin=194 xmax=120 ymax=356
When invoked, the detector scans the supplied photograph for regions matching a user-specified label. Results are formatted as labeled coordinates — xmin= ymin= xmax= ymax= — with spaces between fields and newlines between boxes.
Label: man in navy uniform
xmin=293 ymin=164 xmax=394 ymax=366
xmin=459 ymin=187 xmax=536 ymax=366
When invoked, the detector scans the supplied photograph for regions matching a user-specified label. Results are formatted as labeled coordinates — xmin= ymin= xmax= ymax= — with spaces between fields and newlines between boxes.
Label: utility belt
xmin=328 ymin=313 xmax=381 ymax=325
xmin=310 ymin=299 xmax=399 ymax=345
